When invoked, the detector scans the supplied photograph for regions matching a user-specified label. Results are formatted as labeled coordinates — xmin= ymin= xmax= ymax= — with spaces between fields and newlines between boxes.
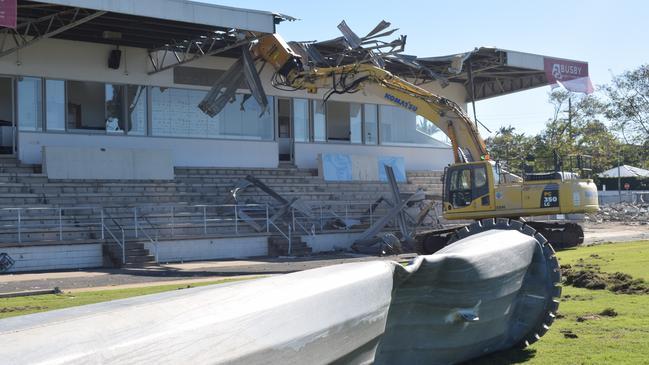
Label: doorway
xmin=277 ymin=98 xmax=293 ymax=163
xmin=0 ymin=77 xmax=15 ymax=155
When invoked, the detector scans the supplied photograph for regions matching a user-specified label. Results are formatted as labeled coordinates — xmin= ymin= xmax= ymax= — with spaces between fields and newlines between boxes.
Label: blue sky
xmin=204 ymin=0 xmax=647 ymax=137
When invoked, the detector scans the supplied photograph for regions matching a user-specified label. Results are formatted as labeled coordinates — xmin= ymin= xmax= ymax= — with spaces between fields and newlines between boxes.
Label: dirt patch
xmin=561 ymin=264 xmax=649 ymax=294
xmin=560 ymin=329 xmax=579 ymax=339
xmin=576 ymin=314 xmax=601 ymax=322
xmin=0 ymin=305 xmax=48 ymax=313
xmin=561 ymin=293 xmax=595 ymax=301
xmin=599 ymin=308 xmax=618 ymax=317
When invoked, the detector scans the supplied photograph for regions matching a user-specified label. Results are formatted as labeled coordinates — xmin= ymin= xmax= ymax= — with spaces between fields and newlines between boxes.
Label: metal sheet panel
xmin=506 ymin=50 xmax=545 ymax=71
xmin=34 ymin=0 xmax=277 ymax=33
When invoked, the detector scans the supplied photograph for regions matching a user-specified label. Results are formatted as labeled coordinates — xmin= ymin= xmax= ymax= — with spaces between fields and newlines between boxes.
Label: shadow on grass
xmin=461 ymin=347 xmax=537 ymax=364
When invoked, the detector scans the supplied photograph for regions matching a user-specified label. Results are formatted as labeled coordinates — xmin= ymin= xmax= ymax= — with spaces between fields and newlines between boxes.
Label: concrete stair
xmin=104 ymin=241 xmax=156 ymax=268
xmin=268 ymin=235 xmax=312 ymax=257
xmin=0 ymin=159 xmax=445 ymax=264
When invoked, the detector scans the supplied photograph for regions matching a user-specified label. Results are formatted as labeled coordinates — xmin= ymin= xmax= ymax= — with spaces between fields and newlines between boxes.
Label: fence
xmin=598 ymin=191 xmax=649 ymax=205
xmin=0 ymin=206 xmax=126 ymax=264
xmin=0 ymin=200 xmax=437 ymax=258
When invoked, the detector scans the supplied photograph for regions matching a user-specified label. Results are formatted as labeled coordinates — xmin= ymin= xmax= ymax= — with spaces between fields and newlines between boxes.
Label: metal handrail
xmin=101 ymin=221 xmax=125 ymax=264
xmin=267 ymin=219 xmax=292 ymax=255
xmin=136 ymin=224 xmax=159 ymax=263
xmin=101 ymin=209 xmax=126 ymax=264
xmin=0 ymin=206 xmax=104 ymax=244
xmin=0 ymin=200 xmax=403 ymax=250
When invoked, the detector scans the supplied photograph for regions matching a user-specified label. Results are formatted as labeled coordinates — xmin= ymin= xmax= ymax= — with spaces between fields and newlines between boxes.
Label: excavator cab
xmin=443 ymin=161 xmax=495 ymax=216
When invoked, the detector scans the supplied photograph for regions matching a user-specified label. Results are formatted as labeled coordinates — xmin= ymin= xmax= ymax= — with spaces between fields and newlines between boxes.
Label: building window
xmin=293 ymin=98 xmax=309 ymax=142
xmin=0 ymin=77 xmax=14 ymax=128
xmin=66 ymin=80 xmax=118 ymax=133
xmin=151 ymin=87 xmax=273 ymax=140
xmin=363 ymin=104 xmax=378 ymax=144
xmin=350 ymin=103 xmax=362 ymax=144
xmin=17 ymin=77 xmax=43 ymax=131
xmin=45 ymin=80 xmax=65 ymax=131
xmin=379 ymin=105 xmax=447 ymax=147
xmin=312 ymin=100 xmax=326 ymax=142
xmin=326 ymin=101 xmax=362 ymax=143
xmin=126 ymin=85 xmax=147 ymax=136
xmin=277 ymin=98 xmax=291 ymax=138
xmin=105 ymin=84 xmax=125 ymax=134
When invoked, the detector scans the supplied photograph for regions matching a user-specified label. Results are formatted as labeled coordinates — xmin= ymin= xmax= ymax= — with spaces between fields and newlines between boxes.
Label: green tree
xmin=535 ymin=90 xmax=619 ymax=173
xmin=603 ymin=64 xmax=649 ymax=145
xmin=485 ymin=125 xmax=535 ymax=173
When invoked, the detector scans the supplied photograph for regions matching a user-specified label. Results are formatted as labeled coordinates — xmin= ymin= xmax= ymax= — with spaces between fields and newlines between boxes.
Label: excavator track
xmin=415 ymin=221 xmax=584 ymax=254
xmin=525 ymin=222 xmax=584 ymax=250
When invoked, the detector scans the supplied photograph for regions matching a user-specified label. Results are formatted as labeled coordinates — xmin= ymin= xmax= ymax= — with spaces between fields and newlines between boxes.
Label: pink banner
xmin=544 ymin=57 xmax=594 ymax=94
xmin=0 ymin=0 xmax=17 ymax=29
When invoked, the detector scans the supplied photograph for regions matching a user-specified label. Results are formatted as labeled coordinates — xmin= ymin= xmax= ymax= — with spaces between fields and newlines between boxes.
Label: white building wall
xmin=1 ymin=243 xmax=103 ymax=273
xmin=1 ymin=37 xmax=462 ymax=170
xmin=303 ymin=232 xmax=366 ymax=253
xmin=295 ymin=142 xmax=453 ymax=171
xmin=145 ymin=236 xmax=268 ymax=263
xmin=19 ymin=132 xmax=278 ymax=168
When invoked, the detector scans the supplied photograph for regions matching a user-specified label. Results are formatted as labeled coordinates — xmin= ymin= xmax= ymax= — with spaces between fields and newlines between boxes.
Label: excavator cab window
xmin=446 ymin=164 xmax=490 ymax=209
xmin=448 ymin=168 xmax=472 ymax=207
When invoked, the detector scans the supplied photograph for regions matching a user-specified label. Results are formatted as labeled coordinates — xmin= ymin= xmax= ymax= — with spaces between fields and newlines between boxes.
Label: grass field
xmin=471 ymin=240 xmax=649 ymax=364
xmin=2 ymin=241 xmax=649 ymax=364
xmin=0 ymin=277 xmax=259 ymax=319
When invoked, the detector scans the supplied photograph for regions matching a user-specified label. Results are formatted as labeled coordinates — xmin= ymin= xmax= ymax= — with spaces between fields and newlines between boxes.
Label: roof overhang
xmin=298 ymin=35 xmax=590 ymax=102
xmin=413 ymin=47 xmax=589 ymax=101
xmin=33 ymin=0 xmax=283 ymax=33
xmin=2 ymin=0 xmax=293 ymax=73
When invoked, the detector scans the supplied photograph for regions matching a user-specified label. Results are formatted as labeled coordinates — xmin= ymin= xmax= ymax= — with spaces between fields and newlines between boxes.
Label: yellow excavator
xmin=249 ymin=33 xmax=599 ymax=252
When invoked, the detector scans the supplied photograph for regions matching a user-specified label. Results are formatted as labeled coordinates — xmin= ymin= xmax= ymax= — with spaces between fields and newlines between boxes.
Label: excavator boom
xmin=253 ymin=36 xmax=488 ymax=163
xmin=250 ymin=33 xmax=598 ymax=250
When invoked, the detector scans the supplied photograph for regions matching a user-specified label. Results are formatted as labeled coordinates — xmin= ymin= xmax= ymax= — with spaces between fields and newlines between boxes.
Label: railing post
xmin=134 ymin=207 xmax=138 ymax=238
xmin=58 ymin=208 xmax=63 ymax=241
xmin=234 ymin=205 xmax=239 ymax=235
xmin=369 ymin=203 xmax=373 ymax=226
xmin=17 ymin=209 xmax=21 ymax=244
xmin=288 ymin=224 xmax=292 ymax=256
xmin=121 ymin=228 xmax=126 ymax=265
xmin=345 ymin=203 xmax=348 ymax=230
xmin=203 ymin=206 xmax=207 ymax=236
xmin=265 ymin=204 xmax=269 ymax=233
xmin=170 ymin=206 xmax=175 ymax=237
xmin=154 ymin=241 xmax=159 ymax=263
xmin=320 ymin=204 xmax=324 ymax=231
xmin=100 ymin=209 xmax=105 ymax=240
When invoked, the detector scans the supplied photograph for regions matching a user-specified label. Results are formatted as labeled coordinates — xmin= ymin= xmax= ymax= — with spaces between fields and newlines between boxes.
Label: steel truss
xmin=0 ymin=7 xmax=106 ymax=58
xmin=147 ymin=31 xmax=257 ymax=75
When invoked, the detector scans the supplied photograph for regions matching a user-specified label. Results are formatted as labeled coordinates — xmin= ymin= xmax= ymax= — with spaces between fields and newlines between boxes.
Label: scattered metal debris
xmin=351 ymin=165 xmax=438 ymax=255
xmin=0 ymin=252 xmax=15 ymax=273
xmin=586 ymin=202 xmax=649 ymax=224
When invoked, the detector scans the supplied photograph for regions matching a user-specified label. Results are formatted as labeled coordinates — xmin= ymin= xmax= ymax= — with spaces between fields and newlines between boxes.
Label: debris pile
xmin=585 ymin=202 xmax=649 ymax=224
xmin=561 ymin=264 xmax=649 ymax=294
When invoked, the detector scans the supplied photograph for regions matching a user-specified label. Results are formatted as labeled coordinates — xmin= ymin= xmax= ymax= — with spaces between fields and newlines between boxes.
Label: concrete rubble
xmin=585 ymin=202 xmax=649 ymax=225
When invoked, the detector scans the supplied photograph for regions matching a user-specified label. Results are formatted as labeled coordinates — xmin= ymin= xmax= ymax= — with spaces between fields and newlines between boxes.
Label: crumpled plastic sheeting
xmin=0 ymin=230 xmax=548 ymax=365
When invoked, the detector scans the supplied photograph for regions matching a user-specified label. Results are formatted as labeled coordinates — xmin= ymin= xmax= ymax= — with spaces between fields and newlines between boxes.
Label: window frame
xmin=16 ymin=76 xmax=44 ymax=132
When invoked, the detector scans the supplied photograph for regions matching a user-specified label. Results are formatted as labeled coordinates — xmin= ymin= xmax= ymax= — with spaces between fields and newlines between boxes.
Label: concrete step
xmin=175 ymin=167 xmax=317 ymax=177
xmin=268 ymin=235 xmax=312 ymax=257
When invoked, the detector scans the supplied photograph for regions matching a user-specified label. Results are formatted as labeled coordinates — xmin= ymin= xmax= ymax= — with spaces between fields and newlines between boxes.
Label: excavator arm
xmin=251 ymin=35 xmax=489 ymax=163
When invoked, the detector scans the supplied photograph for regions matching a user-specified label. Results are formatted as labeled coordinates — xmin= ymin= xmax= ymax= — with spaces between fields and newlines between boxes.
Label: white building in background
xmin=0 ymin=0 xmax=587 ymax=177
